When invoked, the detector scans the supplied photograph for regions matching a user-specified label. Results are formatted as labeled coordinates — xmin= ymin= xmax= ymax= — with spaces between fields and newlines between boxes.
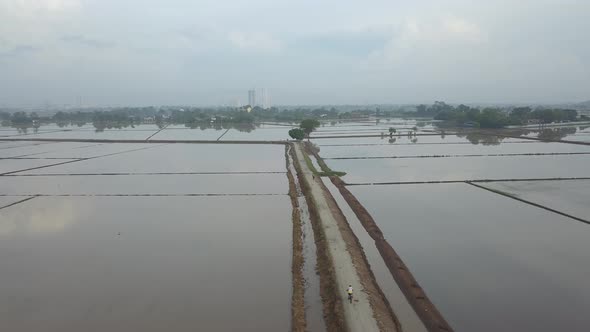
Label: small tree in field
xmin=300 ymin=119 xmax=321 ymax=139
xmin=388 ymin=127 xmax=396 ymax=137
xmin=288 ymin=128 xmax=305 ymax=140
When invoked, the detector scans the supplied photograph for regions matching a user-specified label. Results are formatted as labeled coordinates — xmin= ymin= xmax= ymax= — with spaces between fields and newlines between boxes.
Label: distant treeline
xmin=416 ymin=101 xmax=584 ymax=128
xmin=1 ymin=105 xmax=377 ymax=127
xmin=2 ymin=102 xmax=587 ymax=130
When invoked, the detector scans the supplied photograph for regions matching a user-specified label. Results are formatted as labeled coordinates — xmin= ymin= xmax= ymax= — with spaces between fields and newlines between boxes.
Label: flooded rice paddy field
xmin=219 ymin=128 xmax=294 ymax=141
xmin=17 ymin=144 xmax=285 ymax=175
xmin=317 ymin=140 xmax=590 ymax=159
xmin=0 ymin=196 xmax=32 ymax=208
xmin=0 ymin=139 xmax=292 ymax=331
xmin=0 ymin=173 xmax=286 ymax=196
xmin=148 ymin=128 xmax=227 ymax=141
xmin=348 ymin=183 xmax=590 ymax=332
xmin=330 ymin=154 xmax=590 ymax=184
xmin=313 ymin=135 xmax=530 ymax=146
xmin=315 ymin=123 xmax=590 ymax=331
xmin=1 ymin=123 xmax=298 ymax=142
xmin=0 ymin=196 xmax=291 ymax=331
xmin=314 ymin=133 xmax=590 ymax=184
xmin=0 ymin=142 xmax=102 ymax=158
xmin=480 ymin=180 xmax=589 ymax=222
xmin=2 ymin=120 xmax=589 ymax=331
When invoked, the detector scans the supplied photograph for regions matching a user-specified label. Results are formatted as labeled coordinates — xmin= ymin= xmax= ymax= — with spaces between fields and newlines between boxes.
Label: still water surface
xmin=351 ymin=183 xmax=590 ymax=332
xmin=0 ymin=196 xmax=291 ymax=331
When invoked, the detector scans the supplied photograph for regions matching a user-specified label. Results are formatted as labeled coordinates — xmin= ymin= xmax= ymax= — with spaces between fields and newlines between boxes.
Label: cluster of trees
xmin=0 ymin=111 xmax=41 ymax=124
xmin=3 ymin=102 xmax=586 ymax=131
xmin=427 ymin=102 xmax=581 ymax=128
xmin=510 ymin=107 xmax=578 ymax=124
xmin=288 ymin=119 xmax=321 ymax=140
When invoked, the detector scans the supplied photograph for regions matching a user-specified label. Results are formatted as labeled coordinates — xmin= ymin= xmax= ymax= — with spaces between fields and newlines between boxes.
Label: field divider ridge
xmin=466 ymin=182 xmax=590 ymax=225
xmin=0 ymin=196 xmax=38 ymax=210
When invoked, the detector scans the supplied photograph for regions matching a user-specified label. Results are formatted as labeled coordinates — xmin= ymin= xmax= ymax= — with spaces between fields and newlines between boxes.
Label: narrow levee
xmin=291 ymin=142 xmax=399 ymax=332
xmin=322 ymin=176 xmax=427 ymax=332
xmin=309 ymin=139 xmax=453 ymax=331
xmin=286 ymin=145 xmax=326 ymax=332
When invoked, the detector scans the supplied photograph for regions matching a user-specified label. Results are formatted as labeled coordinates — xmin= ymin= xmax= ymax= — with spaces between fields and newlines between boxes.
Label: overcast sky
xmin=0 ymin=0 xmax=588 ymax=106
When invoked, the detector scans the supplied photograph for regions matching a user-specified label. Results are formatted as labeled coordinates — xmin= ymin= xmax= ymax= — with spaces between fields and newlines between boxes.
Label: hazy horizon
xmin=1 ymin=0 xmax=589 ymax=106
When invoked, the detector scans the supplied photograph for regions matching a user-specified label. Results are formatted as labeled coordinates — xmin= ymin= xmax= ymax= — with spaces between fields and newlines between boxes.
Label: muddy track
xmin=285 ymin=146 xmax=306 ymax=332
xmin=331 ymin=176 xmax=453 ymax=332
xmin=289 ymin=144 xmax=348 ymax=332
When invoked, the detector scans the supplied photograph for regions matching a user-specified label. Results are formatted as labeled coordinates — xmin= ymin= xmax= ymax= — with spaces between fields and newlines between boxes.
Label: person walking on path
xmin=347 ymin=285 xmax=354 ymax=303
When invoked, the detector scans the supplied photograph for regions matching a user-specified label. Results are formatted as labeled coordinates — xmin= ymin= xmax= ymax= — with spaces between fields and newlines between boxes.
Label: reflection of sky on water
xmin=0 ymin=196 xmax=291 ymax=331
xmin=0 ymin=199 xmax=84 ymax=236
xmin=330 ymin=154 xmax=590 ymax=183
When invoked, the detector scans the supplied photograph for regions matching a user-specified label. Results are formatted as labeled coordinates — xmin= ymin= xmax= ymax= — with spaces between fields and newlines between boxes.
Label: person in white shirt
xmin=346 ymin=285 xmax=353 ymax=303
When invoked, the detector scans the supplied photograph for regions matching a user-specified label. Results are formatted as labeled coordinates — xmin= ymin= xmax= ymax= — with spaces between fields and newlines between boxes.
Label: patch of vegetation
xmin=299 ymin=119 xmax=321 ymax=138
xmin=430 ymin=102 xmax=581 ymax=128
xmin=302 ymin=143 xmax=347 ymax=177
xmin=288 ymin=128 xmax=305 ymax=140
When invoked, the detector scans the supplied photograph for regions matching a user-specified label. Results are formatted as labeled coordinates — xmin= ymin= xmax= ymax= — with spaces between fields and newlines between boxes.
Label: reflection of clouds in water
xmin=0 ymin=199 xmax=83 ymax=236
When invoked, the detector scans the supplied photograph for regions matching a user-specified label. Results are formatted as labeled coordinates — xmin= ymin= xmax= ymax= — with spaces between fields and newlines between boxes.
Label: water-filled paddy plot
xmin=316 ymin=127 xmax=590 ymax=331
xmin=349 ymin=183 xmax=590 ymax=331
xmin=2 ymin=120 xmax=589 ymax=331
xmin=316 ymin=134 xmax=590 ymax=184
xmin=0 ymin=139 xmax=291 ymax=331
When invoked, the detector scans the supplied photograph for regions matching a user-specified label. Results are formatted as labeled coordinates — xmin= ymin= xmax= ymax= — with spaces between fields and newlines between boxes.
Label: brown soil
xmin=289 ymin=144 xmax=348 ymax=332
xmin=331 ymin=176 xmax=454 ymax=332
xmin=285 ymin=146 xmax=306 ymax=332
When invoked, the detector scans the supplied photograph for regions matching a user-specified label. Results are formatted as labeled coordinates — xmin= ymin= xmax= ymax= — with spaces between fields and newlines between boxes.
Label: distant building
xmin=258 ymin=88 xmax=271 ymax=109
xmin=247 ymin=88 xmax=271 ymax=109
xmin=248 ymin=90 xmax=256 ymax=107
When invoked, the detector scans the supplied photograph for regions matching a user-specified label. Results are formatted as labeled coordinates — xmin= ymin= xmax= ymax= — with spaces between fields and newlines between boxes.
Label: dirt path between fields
xmin=292 ymin=143 xmax=399 ymax=332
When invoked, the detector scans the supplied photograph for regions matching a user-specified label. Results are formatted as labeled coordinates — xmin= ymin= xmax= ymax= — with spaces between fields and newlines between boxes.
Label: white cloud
xmin=441 ymin=15 xmax=484 ymax=43
xmin=0 ymin=0 xmax=82 ymax=51
xmin=0 ymin=0 xmax=81 ymax=17
xmin=0 ymin=199 xmax=80 ymax=236
xmin=227 ymin=31 xmax=282 ymax=53
xmin=363 ymin=14 xmax=485 ymax=68
xmin=0 ymin=0 xmax=589 ymax=105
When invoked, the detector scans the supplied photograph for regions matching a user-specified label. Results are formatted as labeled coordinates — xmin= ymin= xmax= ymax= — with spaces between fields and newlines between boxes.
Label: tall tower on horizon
xmin=247 ymin=88 xmax=271 ymax=109
xmin=248 ymin=89 xmax=256 ymax=107
xmin=259 ymin=88 xmax=270 ymax=109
